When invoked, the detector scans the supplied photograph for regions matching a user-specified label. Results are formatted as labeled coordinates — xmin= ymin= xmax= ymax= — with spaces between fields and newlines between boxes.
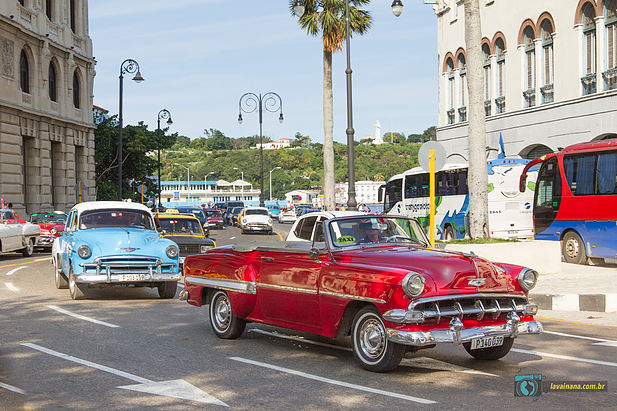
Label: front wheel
xmin=54 ymin=256 xmax=68 ymax=289
xmin=22 ymin=238 xmax=34 ymax=257
xmin=68 ymin=268 xmax=87 ymax=300
xmin=350 ymin=307 xmax=405 ymax=372
xmin=463 ymin=337 xmax=514 ymax=360
xmin=562 ymin=231 xmax=586 ymax=264
xmin=158 ymin=281 xmax=177 ymax=299
xmin=209 ymin=290 xmax=246 ymax=339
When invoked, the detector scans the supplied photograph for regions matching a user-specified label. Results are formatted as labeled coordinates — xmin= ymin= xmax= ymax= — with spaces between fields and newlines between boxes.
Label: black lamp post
xmin=237 ymin=92 xmax=284 ymax=207
xmin=117 ymin=59 xmax=144 ymax=201
xmin=157 ymin=109 xmax=173 ymax=211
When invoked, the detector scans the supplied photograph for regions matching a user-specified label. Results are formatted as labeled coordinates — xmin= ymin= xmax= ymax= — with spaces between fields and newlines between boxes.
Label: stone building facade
xmin=435 ymin=0 xmax=617 ymax=160
xmin=0 ymin=0 xmax=95 ymax=216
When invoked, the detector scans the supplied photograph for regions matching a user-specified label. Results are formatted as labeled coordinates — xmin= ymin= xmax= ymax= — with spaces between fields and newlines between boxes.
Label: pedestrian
xmin=7 ymin=202 xmax=18 ymax=218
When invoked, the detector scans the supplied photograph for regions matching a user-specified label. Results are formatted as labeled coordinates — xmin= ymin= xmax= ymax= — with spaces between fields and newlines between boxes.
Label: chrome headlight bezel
xmin=77 ymin=245 xmax=91 ymax=259
xmin=518 ymin=268 xmax=538 ymax=291
xmin=402 ymin=272 xmax=425 ymax=297
xmin=50 ymin=228 xmax=57 ymax=235
xmin=166 ymin=245 xmax=179 ymax=259
xmin=267 ymin=218 xmax=272 ymax=225
xmin=200 ymin=245 xmax=212 ymax=253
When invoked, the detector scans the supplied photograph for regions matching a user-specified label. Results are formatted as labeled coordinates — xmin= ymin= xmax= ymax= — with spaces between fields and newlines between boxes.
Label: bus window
xmin=563 ymin=154 xmax=596 ymax=196
xmin=534 ymin=157 xmax=561 ymax=233
xmin=438 ymin=171 xmax=457 ymax=196
xmin=597 ymin=151 xmax=617 ymax=194
xmin=385 ymin=178 xmax=402 ymax=213
xmin=456 ymin=170 xmax=468 ymax=195
xmin=404 ymin=175 xmax=417 ymax=198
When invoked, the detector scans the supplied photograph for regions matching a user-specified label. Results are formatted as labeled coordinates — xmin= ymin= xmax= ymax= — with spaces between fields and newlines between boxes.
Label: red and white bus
xmin=519 ymin=139 xmax=617 ymax=265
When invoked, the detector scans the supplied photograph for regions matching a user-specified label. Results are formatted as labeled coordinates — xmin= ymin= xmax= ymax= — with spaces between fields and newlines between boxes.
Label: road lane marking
xmin=5 ymin=283 xmax=19 ymax=292
xmin=536 ymin=316 xmax=614 ymax=328
xmin=229 ymin=236 xmax=236 ymax=240
xmin=512 ymin=348 xmax=617 ymax=367
xmin=46 ymin=305 xmax=120 ymax=328
xmin=5 ymin=266 xmax=27 ymax=276
xmin=229 ymin=357 xmax=436 ymax=404
xmin=543 ymin=330 xmax=617 ymax=345
xmin=0 ymin=258 xmax=50 ymax=269
xmin=22 ymin=343 xmax=227 ymax=406
xmin=273 ymin=231 xmax=284 ymax=241
xmin=0 ymin=382 xmax=25 ymax=395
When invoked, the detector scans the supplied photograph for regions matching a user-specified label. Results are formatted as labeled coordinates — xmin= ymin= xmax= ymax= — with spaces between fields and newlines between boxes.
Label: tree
xmin=290 ymin=0 xmax=372 ymax=210
xmin=172 ymin=135 xmax=190 ymax=150
xmin=383 ymin=132 xmax=405 ymax=144
xmin=291 ymin=132 xmax=311 ymax=148
xmin=464 ymin=0 xmax=489 ymax=239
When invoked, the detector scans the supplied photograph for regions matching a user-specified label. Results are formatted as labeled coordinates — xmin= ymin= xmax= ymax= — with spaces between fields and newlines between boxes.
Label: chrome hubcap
xmin=566 ymin=238 xmax=580 ymax=258
xmin=214 ymin=296 xmax=231 ymax=329
xmin=359 ymin=318 xmax=386 ymax=359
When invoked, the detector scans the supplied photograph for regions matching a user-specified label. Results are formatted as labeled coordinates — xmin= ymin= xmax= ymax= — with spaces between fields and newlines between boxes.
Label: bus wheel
xmin=562 ymin=231 xmax=586 ymax=265
xmin=444 ymin=226 xmax=455 ymax=241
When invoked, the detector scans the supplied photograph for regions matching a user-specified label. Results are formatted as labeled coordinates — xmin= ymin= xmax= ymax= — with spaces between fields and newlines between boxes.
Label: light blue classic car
xmin=52 ymin=201 xmax=181 ymax=300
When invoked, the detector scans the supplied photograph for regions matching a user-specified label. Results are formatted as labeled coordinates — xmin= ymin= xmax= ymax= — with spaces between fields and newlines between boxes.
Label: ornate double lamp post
xmin=156 ymin=109 xmax=173 ymax=210
xmin=117 ymin=59 xmax=144 ymax=201
xmin=237 ymin=92 xmax=284 ymax=207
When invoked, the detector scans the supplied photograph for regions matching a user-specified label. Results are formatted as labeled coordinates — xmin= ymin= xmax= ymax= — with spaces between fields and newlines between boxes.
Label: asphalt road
xmin=1 ymin=222 xmax=616 ymax=410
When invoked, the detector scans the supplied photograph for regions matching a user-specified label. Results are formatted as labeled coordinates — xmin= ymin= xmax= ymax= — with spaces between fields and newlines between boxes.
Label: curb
xmin=530 ymin=293 xmax=617 ymax=313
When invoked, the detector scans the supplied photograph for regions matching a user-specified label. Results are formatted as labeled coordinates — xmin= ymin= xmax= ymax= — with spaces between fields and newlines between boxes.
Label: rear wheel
xmin=158 ymin=281 xmax=178 ymax=299
xmin=68 ymin=268 xmax=87 ymax=300
xmin=208 ymin=290 xmax=246 ymax=339
xmin=562 ymin=231 xmax=586 ymax=264
xmin=54 ymin=256 xmax=68 ymax=289
xmin=463 ymin=337 xmax=514 ymax=360
xmin=22 ymin=238 xmax=34 ymax=257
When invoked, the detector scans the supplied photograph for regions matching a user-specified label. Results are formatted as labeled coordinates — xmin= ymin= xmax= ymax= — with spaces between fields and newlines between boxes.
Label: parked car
xmin=239 ymin=207 xmax=272 ymax=234
xmin=30 ymin=211 xmax=67 ymax=250
xmin=52 ymin=201 xmax=181 ymax=300
xmin=266 ymin=204 xmax=281 ymax=218
xmin=205 ymin=209 xmax=225 ymax=229
xmin=0 ymin=209 xmax=40 ymax=257
xmin=277 ymin=209 xmax=297 ymax=224
xmin=172 ymin=207 xmax=209 ymax=237
xmin=183 ymin=212 xmax=542 ymax=372
xmin=154 ymin=213 xmax=215 ymax=267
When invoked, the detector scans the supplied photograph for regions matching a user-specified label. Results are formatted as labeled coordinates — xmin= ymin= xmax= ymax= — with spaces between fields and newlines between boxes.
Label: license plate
xmin=118 ymin=274 xmax=146 ymax=282
xmin=470 ymin=335 xmax=504 ymax=350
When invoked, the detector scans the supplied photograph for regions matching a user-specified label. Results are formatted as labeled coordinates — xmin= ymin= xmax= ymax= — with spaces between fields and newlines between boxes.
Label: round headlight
xmin=200 ymin=245 xmax=212 ymax=253
xmin=518 ymin=268 xmax=538 ymax=291
xmin=166 ymin=245 xmax=179 ymax=258
xmin=402 ymin=272 xmax=425 ymax=297
xmin=242 ymin=218 xmax=247 ymax=224
xmin=50 ymin=228 xmax=57 ymax=235
xmin=267 ymin=218 xmax=272 ymax=225
xmin=77 ymin=245 xmax=91 ymax=259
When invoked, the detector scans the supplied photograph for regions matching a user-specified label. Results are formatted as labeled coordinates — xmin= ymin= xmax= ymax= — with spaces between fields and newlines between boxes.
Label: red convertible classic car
xmin=183 ymin=212 xmax=542 ymax=372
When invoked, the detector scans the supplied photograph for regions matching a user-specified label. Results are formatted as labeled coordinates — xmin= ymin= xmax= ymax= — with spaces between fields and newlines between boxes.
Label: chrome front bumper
xmin=36 ymin=235 xmax=55 ymax=246
xmin=386 ymin=316 xmax=543 ymax=347
xmin=75 ymin=273 xmax=181 ymax=284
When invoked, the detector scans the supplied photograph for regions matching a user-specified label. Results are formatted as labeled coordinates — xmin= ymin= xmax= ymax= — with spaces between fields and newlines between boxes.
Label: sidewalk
xmin=531 ymin=262 xmax=617 ymax=313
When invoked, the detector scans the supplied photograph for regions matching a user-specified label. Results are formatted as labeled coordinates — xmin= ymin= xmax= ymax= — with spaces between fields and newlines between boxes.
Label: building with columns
xmin=0 ymin=0 xmax=95 ymax=216
xmin=435 ymin=0 xmax=617 ymax=160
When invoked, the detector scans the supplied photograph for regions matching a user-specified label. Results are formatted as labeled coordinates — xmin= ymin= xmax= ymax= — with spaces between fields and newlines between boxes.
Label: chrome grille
xmin=179 ymin=244 xmax=200 ymax=256
xmin=80 ymin=255 xmax=175 ymax=275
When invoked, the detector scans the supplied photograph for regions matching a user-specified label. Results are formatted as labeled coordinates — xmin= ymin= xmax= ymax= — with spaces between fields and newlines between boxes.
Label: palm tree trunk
xmin=464 ymin=0 xmax=489 ymax=239
xmin=323 ymin=49 xmax=335 ymax=211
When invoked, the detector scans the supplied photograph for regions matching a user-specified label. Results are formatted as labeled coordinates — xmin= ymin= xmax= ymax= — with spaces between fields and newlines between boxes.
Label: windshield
xmin=79 ymin=210 xmax=155 ymax=230
xmin=31 ymin=213 xmax=67 ymax=223
xmin=206 ymin=210 xmax=222 ymax=218
xmin=245 ymin=209 xmax=269 ymax=216
xmin=159 ymin=218 xmax=204 ymax=235
xmin=328 ymin=216 xmax=428 ymax=248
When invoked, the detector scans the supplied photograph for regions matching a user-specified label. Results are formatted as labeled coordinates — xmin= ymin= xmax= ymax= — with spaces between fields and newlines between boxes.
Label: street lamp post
xmin=174 ymin=163 xmax=190 ymax=203
xmin=269 ymin=166 xmax=282 ymax=202
xmin=157 ymin=109 xmax=173 ymax=211
xmin=117 ymin=59 xmax=144 ymax=201
xmin=238 ymin=92 xmax=284 ymax=207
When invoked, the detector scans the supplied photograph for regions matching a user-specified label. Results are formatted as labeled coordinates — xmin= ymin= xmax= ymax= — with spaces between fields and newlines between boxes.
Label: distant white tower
xmin=374 ymin=120 xmax=384 ymax=145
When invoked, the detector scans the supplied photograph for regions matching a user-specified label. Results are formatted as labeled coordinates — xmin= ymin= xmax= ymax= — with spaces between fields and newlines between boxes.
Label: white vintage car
xmin=0 ymin=209 xmax=41 ymax=257
xmin=239 ymin=207 xmax=273 ymax=234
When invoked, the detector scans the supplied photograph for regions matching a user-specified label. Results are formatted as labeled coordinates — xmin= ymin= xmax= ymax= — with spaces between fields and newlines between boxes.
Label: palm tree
xmin=290 ymin=0 xmax=372 ymax=211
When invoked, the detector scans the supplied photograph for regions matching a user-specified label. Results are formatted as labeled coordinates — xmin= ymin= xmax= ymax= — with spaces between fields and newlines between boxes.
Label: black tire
xmin=562 ymin=231 xmax=586 ymax=264
xmin=54 ymin=256 xmax=68 ymax=289
xmin=350 ymin=307 xmax=405 ymax=372
xmin=443 ymin=226 xmax=455 ymax=241
xmin=463 ymin=337 xmax=514 ymax=360
xmin=241 ymin=229 xmax=246 ymax=234
xmin=158 ymin=281 xmax=178 ymax=299
xmin=22 ymin=238 xmax=34 ymax=257
xmin=68 ymin=268 xmax=87 ymax=300
xmin=209 ymin=290 xmax=246 ymax=339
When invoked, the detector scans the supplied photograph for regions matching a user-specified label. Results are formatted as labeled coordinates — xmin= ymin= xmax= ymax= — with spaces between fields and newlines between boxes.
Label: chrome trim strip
xmin=257 ymin=283 xmax=318 ymax=295
xmin=319 ymin=290 xmax=386 ymax=305
xmin=386 ymin=320 xmax=543 ymax=347
xmin=74 ymin=273 xmax=181 ymax=283
xmin=185 ymin=276 xmax=256 ymax=295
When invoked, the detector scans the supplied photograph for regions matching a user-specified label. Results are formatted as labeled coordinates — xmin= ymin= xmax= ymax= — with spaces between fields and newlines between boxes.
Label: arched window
xmin=482 ymin=43 xmax=492 ymax=115
xmin=541 ymin=20 xmax=554 ymax=103
xmin=48 ymin=62 xmax=57 ymax=102
xmin=45 ymin=0 xmax=53 ymax=21
xmin=446 ymin=57 xmax=455 ymax=124
xmin=458 ymin=54 xmax=467 ymax=122
xmin=605 ymin=0 xmax=617 ymax=90
xmin=581 ymin=3 xmax=597 ymax=94
xmin=19 ymin=50 xmax=29 ymax=94
xmin=73 ymin=71 xmax=80 ymax=109
xmin=523 ymin=27 xmax=536 ymax=107
xmin=495 ymin=37 xmax=506 ymax=113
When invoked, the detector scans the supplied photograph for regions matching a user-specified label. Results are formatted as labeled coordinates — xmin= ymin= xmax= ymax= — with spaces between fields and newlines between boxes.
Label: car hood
xmin=37 ymin=223 xmax=65 ymax=232
xmin=333 ymin=246 xmax=515 ymax=295
xmin=73 ymin=228 xmax=172 ymax=256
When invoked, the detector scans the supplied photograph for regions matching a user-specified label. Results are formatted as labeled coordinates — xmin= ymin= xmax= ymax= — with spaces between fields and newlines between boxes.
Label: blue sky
xmin=89 ymin=0 xmax=437 ymax=144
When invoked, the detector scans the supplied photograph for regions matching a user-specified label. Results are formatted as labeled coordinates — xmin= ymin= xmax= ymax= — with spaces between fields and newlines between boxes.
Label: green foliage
xmin=407 ymin=126 xmax=436 ymax=143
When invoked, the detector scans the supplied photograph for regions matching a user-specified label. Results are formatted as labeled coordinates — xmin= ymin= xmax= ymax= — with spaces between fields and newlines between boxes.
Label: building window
xmin=48 ymin=63 xmax=57 ymax=102
xmin=540 ymin=19 xmax=554 ymax=103
xmin=580 ymin=3 xmax=597 ymax=94
xmin=495 ymin=37 xmax=506 ymax=113
xmin=458 ymin=54 xmax=467 ymax=122
xmin=70 ymin=0 xmax=76 ymax=33
xmin=19 ymin=50 xmax=29 ymax=94
xmin=482 ymin=43 xmax=492 ymax=115
xmin=19 ymin=0 xmax=24 ymax=6
xmin=605 ymin=0 xmax=617 ymax=90
xmin=45 ymin=0 xmax=53 ymax=21
xmin=73 ymin=71 xmax=80 ymax=108
xmin=523 ymin=27 xmax=536 ymax=107
xmin=446 ymin=57 xmax=455 ymax=124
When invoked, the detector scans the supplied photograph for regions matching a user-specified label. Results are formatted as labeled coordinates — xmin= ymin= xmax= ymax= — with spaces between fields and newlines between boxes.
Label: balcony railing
xmin=523 ymin=89 xmax=536 ymax=108
xmin=484 ymin=100 xmax=491 ymax=116
xmin=458 ymin=106 xmax=467 ymax=122
xmin=540 ymin=84 xmax=554 ymax=104
xmin=603 ymin=68 xmax=617 ymax=91
xmin=495 ymin=96 xmax=505 ymax=114
xmin=447 ymin=108 xmax=455 ymax=125
xmin=581 ymin=73 xmax=597 ymax=95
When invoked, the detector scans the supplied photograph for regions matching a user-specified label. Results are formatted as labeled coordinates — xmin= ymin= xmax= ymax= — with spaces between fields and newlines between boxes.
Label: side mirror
xmin=309 ymin=247 xmax=320 ymax=259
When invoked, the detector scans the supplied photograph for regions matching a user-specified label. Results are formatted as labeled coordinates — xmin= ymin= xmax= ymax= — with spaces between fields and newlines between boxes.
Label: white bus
xmin=379 ymin=158 xmax=538 ymax=240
